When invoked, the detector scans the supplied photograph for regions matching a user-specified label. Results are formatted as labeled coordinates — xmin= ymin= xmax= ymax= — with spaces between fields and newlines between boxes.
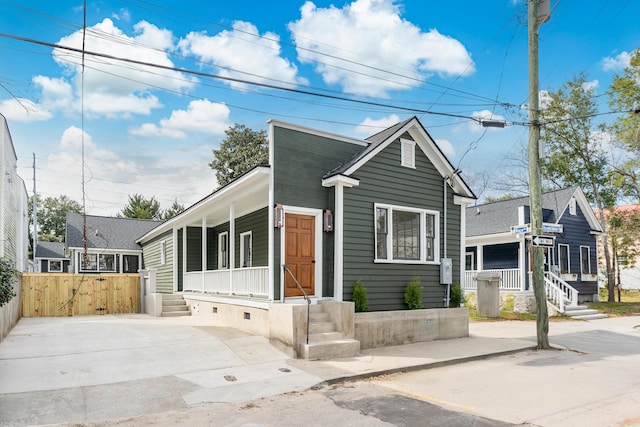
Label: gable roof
xmin=34 ymin=241 xmax=67 ymax=259
xmin=66 ymin=213 xmax=163 ymax=251
xmin=323 ymin=116 xmax=476 ymax=199
xmin=466 ymin=186 xmax=603 ymax=237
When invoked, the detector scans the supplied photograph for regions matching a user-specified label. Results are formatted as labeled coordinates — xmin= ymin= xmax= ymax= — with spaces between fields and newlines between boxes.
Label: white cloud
xmin=130 ymin=99 xmax=231 ymax=138
xmin=602 ymin=51 xmax=631 ymax=72
xmin=288 ymin=0 xmax=474 ymax=97
xmin=179 ymin=21 xmax=306 ymax=90
xmin=435 ymin=138 xmax=455 ymax=158
xmin=51 ymin=18 xmax=196 ymax=118
xmin=582 ymin=80 xmax=599 ymax=92
xmin=35 ymin=125 xmax=213 ymax=216
xmin=0 ymin=98 xmax=52 ymax=122
xmin=355 ymin=114 xmax=400 ymax=135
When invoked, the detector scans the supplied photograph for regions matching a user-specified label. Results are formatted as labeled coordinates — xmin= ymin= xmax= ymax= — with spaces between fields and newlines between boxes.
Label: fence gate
xmin=21 ymin=273 xmax=140 ymax=317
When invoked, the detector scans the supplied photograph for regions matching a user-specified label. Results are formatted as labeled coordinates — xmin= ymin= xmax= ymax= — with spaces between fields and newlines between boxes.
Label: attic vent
xmin=401 ymin=138 xmax=416 ymax=168
xmin=569 ymin=197 xmax=576 ymax=215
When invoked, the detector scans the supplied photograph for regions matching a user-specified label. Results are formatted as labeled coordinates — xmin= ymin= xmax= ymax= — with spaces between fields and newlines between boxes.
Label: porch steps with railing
xmin=299 ymin=304 xmax=360 ymax=360
xmin=563 ymin=305 xmax=608 ymax=320
xmin=161 ymin=294 xmax=191 ymax=317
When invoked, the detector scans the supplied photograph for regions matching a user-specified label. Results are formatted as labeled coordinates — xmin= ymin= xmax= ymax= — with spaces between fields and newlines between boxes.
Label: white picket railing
xmin=183 ymin=266 xmax=269 ymax=298
xmin=542 ymin=271 xmax=578 ymax=313
xmin=464 ymin=268 xmax=521 ymax=291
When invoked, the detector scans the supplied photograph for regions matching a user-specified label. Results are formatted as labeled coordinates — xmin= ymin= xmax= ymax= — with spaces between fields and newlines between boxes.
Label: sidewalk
xmin=0 ymin=315 xmax=559 ymax=426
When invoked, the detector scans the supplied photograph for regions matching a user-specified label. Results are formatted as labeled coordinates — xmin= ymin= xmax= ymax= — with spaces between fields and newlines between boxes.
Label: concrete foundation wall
xmin=185 ymin=298 xmax=270 ymax=337
xmin=355 ymin=307 xmax=468 ymax=350
xmin=144 ymin=293 xmax=163 ymax=317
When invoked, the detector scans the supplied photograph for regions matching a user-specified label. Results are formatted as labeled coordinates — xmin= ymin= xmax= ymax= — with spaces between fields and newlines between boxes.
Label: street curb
xmin=317 ymin=345 xmax=539 ymax=386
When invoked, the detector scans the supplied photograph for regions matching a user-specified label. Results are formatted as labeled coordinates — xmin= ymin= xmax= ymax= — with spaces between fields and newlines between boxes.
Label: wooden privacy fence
xmin=22 ymin=273 xmax=140 ymax=317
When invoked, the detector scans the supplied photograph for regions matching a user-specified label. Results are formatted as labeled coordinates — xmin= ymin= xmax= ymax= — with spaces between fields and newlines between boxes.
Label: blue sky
xmin=0 ymin=0 xmax=638 ymax=215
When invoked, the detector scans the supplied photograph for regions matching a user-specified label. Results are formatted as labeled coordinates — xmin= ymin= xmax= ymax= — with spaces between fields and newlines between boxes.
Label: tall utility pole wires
xmin=528 ymin=0 xmax=550 ymax=349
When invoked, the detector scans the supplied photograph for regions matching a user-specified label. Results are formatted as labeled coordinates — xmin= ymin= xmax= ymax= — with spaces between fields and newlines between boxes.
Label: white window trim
xmin=558 ymin=243 xmax=570 ymax=274
xmin=465 ymin=251 xmax=474 ymax=271
xmin=580 ymin=245 xmax=590 ymax=274
xmin=400 ymin=138 xmax=416 ymax=169
xmin=374 ymin=203 xmax=440 ymax=264
xmin=78 ymin=252 xmax=117 ymax=273
xmin=160 ymin=240 xmax=167 ymax=265
xmin=240 ymin=231 xmax=252 ymax=268
xmin=218 ymin=231 xmax=229 ymax=269
xmin=48 ymin=260 xmax=62 ymax=272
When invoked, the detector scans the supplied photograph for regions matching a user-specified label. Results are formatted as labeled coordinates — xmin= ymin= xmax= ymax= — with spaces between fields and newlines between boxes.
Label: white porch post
xmin=172 ymin=228 xmax=178 ymax=292
xmin=334 ymin=183 xmax=345 ymax=301
xmin=201 ymin=217 xmax=207 ymax=293
xmin=519 ymin=236 xmax=527 ymax=291
xmin=182 ymin=226 xmax=187 ymax=293
xmin=229 ymin=203 xmax=235 ymax=294
xmin=477 ymin=245 xmax=484 ymax=271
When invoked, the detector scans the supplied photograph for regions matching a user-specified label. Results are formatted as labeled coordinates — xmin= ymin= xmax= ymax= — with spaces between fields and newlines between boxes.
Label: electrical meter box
xmin=440 ymin=258 xmax=452 ymax=285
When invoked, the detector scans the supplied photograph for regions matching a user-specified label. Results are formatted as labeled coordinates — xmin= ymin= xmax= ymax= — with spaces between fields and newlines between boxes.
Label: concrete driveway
xmin=0 ymin=314 xmax=322 ymax=426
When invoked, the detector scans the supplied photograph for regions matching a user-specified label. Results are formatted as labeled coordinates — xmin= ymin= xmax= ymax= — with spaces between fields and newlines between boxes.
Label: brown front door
xmin=284 ymin=213 xmax=315 ymax=297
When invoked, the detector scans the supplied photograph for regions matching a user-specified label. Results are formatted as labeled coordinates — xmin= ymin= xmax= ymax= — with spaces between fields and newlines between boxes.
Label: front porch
xmin=183 ymin=267 xmax=270 ymax=298
xmin=464 ymin=268 xmax=583 ymax=313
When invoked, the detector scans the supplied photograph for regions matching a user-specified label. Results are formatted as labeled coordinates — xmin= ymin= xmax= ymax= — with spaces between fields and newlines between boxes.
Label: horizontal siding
xmin=343 ymin=136 xmax=460 ymax=311
xmin=234 ymin=207 xmax=268 ymax=267
xmin=142 ymin=230 xmax=174 ymax=294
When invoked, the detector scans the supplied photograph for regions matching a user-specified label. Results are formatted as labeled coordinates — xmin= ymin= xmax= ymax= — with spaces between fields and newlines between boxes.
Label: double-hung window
xmin=218 ymin=232 xmax=229 ymax=269
xmin=240 ymin=231 xmax=252 ymax=268
xmin=375 ymin=203 xmax=439 ymax=263
xmin=558 ymin=244 xmax=570 ymax=274
xmin=580 ymin=246 xmax=590 ymax=274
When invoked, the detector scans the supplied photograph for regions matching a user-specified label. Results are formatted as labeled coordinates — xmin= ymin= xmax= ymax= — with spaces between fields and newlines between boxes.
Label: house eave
xmin=322 ymin=174 xmax=360 ymax=188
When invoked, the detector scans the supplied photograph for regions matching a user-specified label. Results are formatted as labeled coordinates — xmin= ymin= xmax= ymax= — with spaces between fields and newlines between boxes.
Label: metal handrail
xmin=282 ymin=264 xmax=311 ymax=344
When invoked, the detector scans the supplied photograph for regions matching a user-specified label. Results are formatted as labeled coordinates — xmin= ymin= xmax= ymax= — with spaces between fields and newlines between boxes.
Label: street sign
xmin=531 ymin=235 xmax=554 ymax=247
xmin=542 ymin=223 xmax=563 ymax=233
xmin=511 ymin=224 xmax=530 ymax=234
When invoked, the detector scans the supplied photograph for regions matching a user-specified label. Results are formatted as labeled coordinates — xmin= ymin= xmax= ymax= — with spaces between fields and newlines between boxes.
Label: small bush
xmin=404 ymin=275 xmax=423 ymax=309
xmin=353 ymin=279 xmax=368 ymax=312
xmin=0 ymin=257 xmax=17 ymax=308
xmin=449 ymin=283 xmax=463 ymax=307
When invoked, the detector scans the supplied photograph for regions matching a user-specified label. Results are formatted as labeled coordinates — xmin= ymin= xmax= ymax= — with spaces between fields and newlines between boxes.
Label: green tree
xmin=160 ymin=199 xmax=186 ymax=220
xmin=119 ymin=194 xmax=162 ymax=220
xmin=539 ymin=74 xmax=617 ymax=301
xmin=209 ymin=124 xmax=269 ymax=187
xmin=607 ymin=207 xmax=640 ymax=300
xmin=608 ymin=49 xmax=640 ymax=202
xmin=28 ymin=194 xmax=82 ymax=242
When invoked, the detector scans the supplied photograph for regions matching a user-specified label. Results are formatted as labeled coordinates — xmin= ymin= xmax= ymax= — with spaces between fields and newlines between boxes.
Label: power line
xmin=0 ymin=31 xmax=491 ymax=124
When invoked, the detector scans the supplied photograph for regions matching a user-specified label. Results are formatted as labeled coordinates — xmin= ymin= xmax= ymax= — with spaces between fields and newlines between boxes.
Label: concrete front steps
xmin=299 ymin=304 xmax=359 ymax=360
xmin=564 ymin=305 xmax=608 ymax=320
xmin=161 ymin=294 xmax=191 ymax=317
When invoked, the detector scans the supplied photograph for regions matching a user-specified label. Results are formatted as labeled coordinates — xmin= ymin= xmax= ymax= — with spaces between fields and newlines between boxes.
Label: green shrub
xmin=404 ymin=275 xmax=423 ymax=309
xmin=449 ymin=283 xmax=463 ymax=307
xmin=353 ymin=279 xmax=368 ymax=312
xmin=0 ymin=257 xmax=17 ymax=308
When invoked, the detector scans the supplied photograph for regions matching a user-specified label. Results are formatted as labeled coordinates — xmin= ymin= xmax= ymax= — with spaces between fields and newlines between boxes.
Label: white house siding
xmin=0 ymin=115 xmax=28 ymax=272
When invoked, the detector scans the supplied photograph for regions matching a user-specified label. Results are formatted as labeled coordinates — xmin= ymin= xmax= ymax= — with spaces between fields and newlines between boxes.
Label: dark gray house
xmin=65 ymin=213 xmax=162 ymax=274
xmin=465 ymin=186 xmax=603 ymax=307
xmin=138 ymin=117 xmax=475 ymax=356
xmin=34 ymin=241 xmax=70 ymax=273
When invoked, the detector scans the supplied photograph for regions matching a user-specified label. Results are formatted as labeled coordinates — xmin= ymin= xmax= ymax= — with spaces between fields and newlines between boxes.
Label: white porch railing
xmin=542 ymin=271 xmax=578 ymax=313
xmin=464 ymin=269 xmax=521 ymax=291
xmin=183 ymin=266 xmax=269 ymax=298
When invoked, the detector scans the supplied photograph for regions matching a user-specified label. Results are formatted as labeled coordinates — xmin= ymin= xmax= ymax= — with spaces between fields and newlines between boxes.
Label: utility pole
xmin=32 ymin=153 xmax=37 ymax=266
xmin=528 ymin=0 xmax=550 ymax=349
